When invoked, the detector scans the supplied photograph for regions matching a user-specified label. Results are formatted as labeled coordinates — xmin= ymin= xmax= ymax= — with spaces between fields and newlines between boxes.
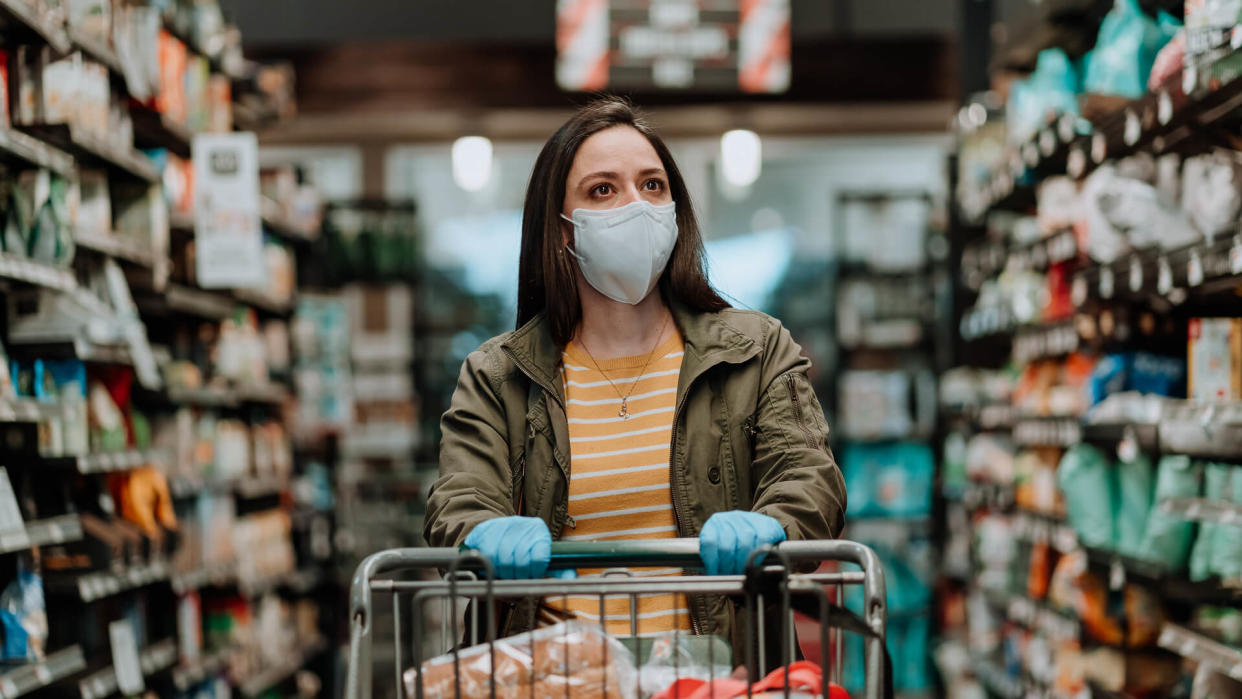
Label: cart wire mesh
xmin=346 ymin=539 xmax=887 ymax=699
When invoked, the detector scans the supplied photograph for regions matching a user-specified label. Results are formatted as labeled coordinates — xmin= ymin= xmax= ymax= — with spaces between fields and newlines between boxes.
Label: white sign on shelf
xmin=108 ymin=620 xmax=145 ymax=695
xmin=193 ymin=133 xmax=265 ymax=289
xmin=0 ymin=468 xmax=28 ymax=549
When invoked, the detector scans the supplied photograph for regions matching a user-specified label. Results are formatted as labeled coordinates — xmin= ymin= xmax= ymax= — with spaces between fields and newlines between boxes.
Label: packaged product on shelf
xmin=1148 ymin=27 xmax=1184 ymax=89
xmin=1048 ymin=551 xmax=1122 ymax=646
xmin=1005 ymin=48 xmax=1079 ymax=143
xmin=1036 ymin=177 xmax=1080 ymax=234
xmin=404 ymin=620 xmax=637 ymax=699
xmin=1114 ymin=452 xmax=1154 ymax=559
xmin=114 ymin=182 xmax=170 ymax=255
xmin=0 ymin=559 xmax=46 ymax=662
xmin=1190 ymin=462 xmax=1231 ymax=581
xmin=157 ymin=30 xmax=188 ymax=124
xmin=67 ymin=0 xmax=112 ymax=40
xmin=1027 ymin=541 xmax=1052 ymax=600
xmin=841 ymin=441 xmax=934 ymax=518
xmin=213 ymin=419 xmax=249 ymax=481
xmin=206 ymin=73 xmax=232 ymax=132
xmin=1079 ymin=165 xmax=1198 ymax=263
xmin=1136 ymin=455 xmax=1201 ymax=570
xmin=76 ymin=170 xmax=112 ymax=237
xmin=184 ymin=54 xmax=210 ymax=132
xmin=964 ymin=433 xmax=1015 ymax=484
xmin=88 ymin=378 xmax=127 ymax=453
xmin=1082 ymin=647 xmax=1180 ymax=695
xmin=177 ymin=591 xmax=202 ymax=665
xmin=1212 ymin=467 xmax=1242 ymax=581
xmin=1056 ymin=444 xmax=1115 ymax=549
xmin=1181 ymin=150 xmax=1242 ymax=239
xmin=344 ymin=284 xmax=414 ymax=364
xmin=1082 ymin=0 xmax=1179 ymax=99
xmin=1194 ymin=605 xmax=1242 ymax=646
xmin=1188 ymin=318 xmax=1242 ymax=401
xmin=112 ymin=467 xmax=177 ymax=545
xmin=1185 ymin=0 xmax=1242 ymax=71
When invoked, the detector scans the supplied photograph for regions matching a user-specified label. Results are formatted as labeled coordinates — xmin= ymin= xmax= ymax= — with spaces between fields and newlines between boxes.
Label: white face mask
xmin=561 ymin=200 xmax=678 ymax=305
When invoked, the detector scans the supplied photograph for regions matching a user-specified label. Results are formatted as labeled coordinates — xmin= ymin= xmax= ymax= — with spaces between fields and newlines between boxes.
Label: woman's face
xmin=562 ymin=125 xmax=672 ymax=232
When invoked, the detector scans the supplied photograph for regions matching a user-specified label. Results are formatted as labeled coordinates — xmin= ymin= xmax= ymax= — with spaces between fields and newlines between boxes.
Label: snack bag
xmin=405 ymin=621 xmax=637 ymax=699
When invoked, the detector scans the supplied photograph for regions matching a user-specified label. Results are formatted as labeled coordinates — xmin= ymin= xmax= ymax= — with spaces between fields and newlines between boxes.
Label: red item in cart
xmin=651 ymin=661 xmax=849 ymax=699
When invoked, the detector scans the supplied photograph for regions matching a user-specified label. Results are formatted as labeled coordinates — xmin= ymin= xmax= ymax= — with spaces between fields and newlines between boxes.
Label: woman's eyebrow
xmin=578 ymin=171 xmax=617 ymax=188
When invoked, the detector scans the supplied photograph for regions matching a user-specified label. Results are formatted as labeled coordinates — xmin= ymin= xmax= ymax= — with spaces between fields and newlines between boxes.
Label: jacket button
xmin=707 ymin=467 xmax=721 ymax=484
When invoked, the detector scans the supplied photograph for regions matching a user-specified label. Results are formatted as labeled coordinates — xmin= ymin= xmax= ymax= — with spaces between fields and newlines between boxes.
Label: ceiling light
xmin=452 ymin=136 xmax=493 ymax=192
xmin=720 ymin=129 xmax=761 ymax=188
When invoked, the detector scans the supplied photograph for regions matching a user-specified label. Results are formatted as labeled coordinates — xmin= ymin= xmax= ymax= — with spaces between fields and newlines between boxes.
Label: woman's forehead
xmin=571 ymin=125 xmax=662 ymax=173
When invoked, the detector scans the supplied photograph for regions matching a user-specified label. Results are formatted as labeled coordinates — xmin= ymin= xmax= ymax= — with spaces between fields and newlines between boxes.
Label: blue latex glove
xmin=463 ymin=516 xmax=552 ymax=579
xmin=699 ymin=511 xmax=787 ymax=575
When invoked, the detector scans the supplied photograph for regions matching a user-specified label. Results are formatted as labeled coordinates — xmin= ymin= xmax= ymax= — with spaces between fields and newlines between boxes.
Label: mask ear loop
xmin=559 ymin=213 xmax=587 ymax=263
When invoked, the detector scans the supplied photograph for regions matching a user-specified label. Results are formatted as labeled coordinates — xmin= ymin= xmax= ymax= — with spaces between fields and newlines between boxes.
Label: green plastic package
xmin=1190 ymin=463 xmax=1230 ymax=581
xmin=1115 ymin=452 xmax=1155 ymax=559
xmin=1057 ymin=444 xmax=1116 ymax=550
xmin=1137 ymin=455 xmax=1201 ymax=571
xmin=1211 ymin=466 xmax=1242 ymax=581
xmin=1083 ymin=0 xmax=1180 ymax=98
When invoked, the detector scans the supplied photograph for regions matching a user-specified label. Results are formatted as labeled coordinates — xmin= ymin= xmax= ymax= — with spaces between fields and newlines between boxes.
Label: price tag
xmin=1130 ymin=257 xmax=1144 ymax=292
xmin=1157 ymin=256 xmax=1173 ymax=294
xmin=1059 ymin=113 xmax=1076 ymax=142
xmin=1158 ymin=91 xmax=1173 ymax=125
xmin=1092 ymin=132 xmax=1107 ymax=163
xmin=1072 ymin=275 xmax=1088 ymax=306
xmin=1100 ymin=266 xmax=1115 ymax=299
xmin=1039 ymin=129 xmax=1056 ymax=156
xmin=1109 ymin=559 xmax=1126 ymax=591
xmin=34 ymin=664 xmax=50 ymax=683
xmin=1117 ymin=426 xmax=1139 ymax=463
xmin=109 ymin=620 xmax=145 ymax=695
xmin=1184 ymin=63 xmax=1197 ymax=95
xmin=1124 ymin=110 xmax=1141 ymax=145
xmin=1231 ymin=237 xmax=1242 ymax=274
xmin=1024 ymin=141 xmax=1039 ymax=167
xmin=1188 ymin=250 xmax=1204 ymax=287
xmin=1234 ymin=25 xmax=1242 ymax=49
xmin=1068 ymin=147 xmax=1086 ymax=178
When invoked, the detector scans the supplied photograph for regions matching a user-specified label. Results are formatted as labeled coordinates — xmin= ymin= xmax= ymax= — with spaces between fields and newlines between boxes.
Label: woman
xmin=424 ymin=96 xmax=845 ymax=650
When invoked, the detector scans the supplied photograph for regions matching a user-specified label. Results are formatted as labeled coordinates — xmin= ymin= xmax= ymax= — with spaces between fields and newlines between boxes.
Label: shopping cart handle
xmin=547 ymin=539 xmax=705 ymax=569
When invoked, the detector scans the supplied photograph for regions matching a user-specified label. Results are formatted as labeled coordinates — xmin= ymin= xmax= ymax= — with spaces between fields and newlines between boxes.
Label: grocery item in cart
xmin=404 ymin=620 xmax=637 ymax=699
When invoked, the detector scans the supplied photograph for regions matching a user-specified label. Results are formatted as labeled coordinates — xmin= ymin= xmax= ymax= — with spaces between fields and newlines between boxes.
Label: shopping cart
xmin=346 ymin=538 xmax=888 ymax=699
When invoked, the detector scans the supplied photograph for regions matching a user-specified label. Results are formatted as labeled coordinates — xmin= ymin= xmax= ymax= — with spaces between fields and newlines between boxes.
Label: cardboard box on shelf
xmin=345 ymin=284 xmax=413 ymax=365
xmin=1188 ymin=318 xmax=1242 ymax=402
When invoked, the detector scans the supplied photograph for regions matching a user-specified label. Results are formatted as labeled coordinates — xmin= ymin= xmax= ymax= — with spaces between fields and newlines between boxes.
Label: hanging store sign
xmin=192 ymin=132 xmax=265 ymax=288
xmin=556 ymin=0 xmax=790 ymax=93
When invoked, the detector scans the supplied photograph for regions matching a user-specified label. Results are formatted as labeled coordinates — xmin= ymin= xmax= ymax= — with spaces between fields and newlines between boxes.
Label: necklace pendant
xmin=619 ymin=400 xmax=628 ymax=419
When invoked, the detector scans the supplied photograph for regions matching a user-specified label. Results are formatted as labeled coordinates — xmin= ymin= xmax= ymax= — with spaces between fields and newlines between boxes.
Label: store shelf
xmin=171 ymin=560 xmax=238 ymax=595
xmin=236 ymin=382 xmax=291 ymax=405
xmin=261 ymin=198 xmax=318 ymax=243
xmin=1013 ymin=416 xmax=1082 ymax=447
xmin=1082 ymin=546 xmax=1242 ymax=606
xmin=0 ymin=253 xmax=77 ymax=292
xmin=166 ymin=384 xmax=241 ymax=408
xmin=54 ymin=558 xmax=171 ymax=602
xmin=1081 ymin=421 xmax=1160 ymax=451
xmin=73 ymin=230 xmax=158 ymax=268
xmin=341 ymin=427 xmax=419 ymax=459
xmin=0 ymin=397 xmax=64 ymax=423
xmin=0 ymin=513 xmax=70 ymax=555
xmin=160 ymin=283 xmax=235 ymax=320
xmin=130 ymin=103 xmax=192 ymax=158
xmin=0 ymin=645 xmax=87 ymax=699
xmin=984 ymin=589 xmax=1081 ymax=642
xmin=235 ymin=475 xmax=289 ymax=499
xmin=233 ymin=288 xmax=294 ymax=316
xmin=8 ymin=336 xmax=132 ymax=365
xmin=67 ymin=25 xmax=123 ymax=75
xmin=0 ymin=125 xmax=75 ymax=176
xmin=17 ymin=124 xmax=159 ymax=183
xmin=1157 ymin=403 xmax=1242 ymax=460
xmin=1157 ymin=623 xmax=1242 ymax=682
xmin=172 ymin=646 xmax=235 ymax=692
xmin=959 ymin=480 xmax=1015 ymax=511
xmin=0 ymin=0 xmax=71 ymax=54
xmin=1013 ymin=509 xmax=1078 ymax=554
xmin=39 ymin=448 xmax=169 ymax=475
xmin=237 ymin=636 xmax=326 ymax=698
xmin=958 ymin=304 xmax=1018 ymax=342
xmin=1160 ymin=497 xmax=1242 ymax=528
xmin=26 ymin=514 xmax=83 ymax=548
xmin=77 ymin=637 xmax=177 ymax=699
xmin=1013 ymin=321 xmax=1079 ymax=364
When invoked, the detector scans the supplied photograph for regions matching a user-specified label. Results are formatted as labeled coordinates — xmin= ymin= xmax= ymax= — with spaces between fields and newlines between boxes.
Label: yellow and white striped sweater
xmin=547 ymin=330 xmax=692 ymax=636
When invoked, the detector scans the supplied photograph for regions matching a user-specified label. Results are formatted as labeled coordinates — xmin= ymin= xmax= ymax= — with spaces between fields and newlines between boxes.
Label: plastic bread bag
xmin=638 ymin=634 xmax=733 ymax=697
xmin=405 ymin=621 xmax=637 ymax=699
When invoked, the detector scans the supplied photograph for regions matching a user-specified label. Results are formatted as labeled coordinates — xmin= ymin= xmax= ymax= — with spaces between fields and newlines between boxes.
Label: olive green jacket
xmin=424 ymin=303 xmax=846 ymax=649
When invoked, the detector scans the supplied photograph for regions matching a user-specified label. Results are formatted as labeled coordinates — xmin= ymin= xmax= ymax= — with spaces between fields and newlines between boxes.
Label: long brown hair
xmin=516 ymin=96 xmax=728 ymax=346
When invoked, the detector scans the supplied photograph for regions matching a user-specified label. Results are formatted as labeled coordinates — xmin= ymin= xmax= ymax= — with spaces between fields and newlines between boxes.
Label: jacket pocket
xmin=784 ymin=373 xmax=818 ymax=450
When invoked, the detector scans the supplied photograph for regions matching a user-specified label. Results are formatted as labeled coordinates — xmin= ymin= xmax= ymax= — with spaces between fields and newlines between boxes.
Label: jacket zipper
xmin=785 ymin=373 xmax=817 ymax=449
xmin=667 ymin=422 xmax=705 ymax=636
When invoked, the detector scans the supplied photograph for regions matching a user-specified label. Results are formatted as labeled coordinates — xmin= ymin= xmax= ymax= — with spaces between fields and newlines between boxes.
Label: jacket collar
xmin=501 ymin=300 xmax=761 ymax=405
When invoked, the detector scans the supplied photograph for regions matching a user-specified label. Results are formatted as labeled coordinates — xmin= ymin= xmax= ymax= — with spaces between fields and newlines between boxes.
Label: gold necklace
xmin=577 ymin=314 xmax=671 ymax=420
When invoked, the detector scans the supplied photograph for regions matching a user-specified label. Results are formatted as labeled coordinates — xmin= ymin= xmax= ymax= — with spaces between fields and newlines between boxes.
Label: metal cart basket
xmin=346 ymin=538 xmax=888 ymax=699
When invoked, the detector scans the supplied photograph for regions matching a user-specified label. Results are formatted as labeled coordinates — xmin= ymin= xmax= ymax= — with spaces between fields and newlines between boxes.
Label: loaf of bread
xmin=403 ymin=622 xmax=636 ymax=699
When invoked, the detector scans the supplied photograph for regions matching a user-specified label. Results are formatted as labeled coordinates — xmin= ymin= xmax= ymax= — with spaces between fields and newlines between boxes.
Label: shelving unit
xmin=76 ymin=637 xmax=177 ymax=699
xmin=0 ymin=645 xmax=87 ymax=699
xmin=237 ymin=636 xmax=326 ymax=698
xmin=1157 ymin=623 xmax=1242 ymax=682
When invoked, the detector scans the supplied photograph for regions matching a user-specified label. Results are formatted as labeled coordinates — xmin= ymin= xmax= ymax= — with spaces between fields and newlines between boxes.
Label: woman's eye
xmin=591 ymin=184 xmax=613 ymax=197
xmin=643 ymin=179 xmax=664 ymax=191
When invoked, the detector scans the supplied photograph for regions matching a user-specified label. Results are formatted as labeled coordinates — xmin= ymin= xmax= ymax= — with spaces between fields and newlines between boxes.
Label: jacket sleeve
xmin=423 ymin=348 xmax=516 ymax=549
xmin=749 ymin=318 xmax=846 ymax=541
